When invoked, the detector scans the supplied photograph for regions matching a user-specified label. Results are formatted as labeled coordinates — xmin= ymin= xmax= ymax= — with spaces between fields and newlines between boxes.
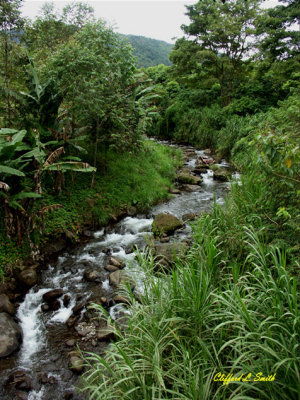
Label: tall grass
xmin=81 ymin=204 xmax=299 ymax=400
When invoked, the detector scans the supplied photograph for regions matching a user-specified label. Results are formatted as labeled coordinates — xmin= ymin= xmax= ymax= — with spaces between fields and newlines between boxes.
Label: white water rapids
xmin=1 ymin=145 xmax=238 ymax=399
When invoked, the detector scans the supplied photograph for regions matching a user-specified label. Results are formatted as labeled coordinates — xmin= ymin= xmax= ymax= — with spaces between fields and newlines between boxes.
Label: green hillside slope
xmin=121 ymin=34 xmax=173 ymax=68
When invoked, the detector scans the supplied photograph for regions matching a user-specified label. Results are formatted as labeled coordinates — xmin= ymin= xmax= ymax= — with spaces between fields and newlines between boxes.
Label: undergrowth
xmin=81 ymin=172 xmax=299 ymax=399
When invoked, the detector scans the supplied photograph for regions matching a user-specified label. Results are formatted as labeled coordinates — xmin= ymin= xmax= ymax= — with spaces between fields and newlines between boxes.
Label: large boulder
xmin=83 ymin=269 xmax=101 ymax=282
xmin=196 ymin=155 xmax=214 ymax=167
xmin=0 ymin=312 xmax=22 ymax=358
xmin=152 ymin=213 xmax=183 ymax=236
xmin=109 ymin=270 xmax=135 ymax=290
xmin=109 ymin=257 xmax=125 ymax=269
xmin=43 ymin=289 xmax=63 ymax=303
xmin=181 ymin=184 xmax=201 ymax=192
xmin=213 ymin=168 xmax=231 ymax=182
xmin=0 ymin=294 xmax=15 ymax=315
xmin=177 ymin=172 xmax=202 ymax=185
xmin=18 ymin=269 xmax=37 ymax=288
xmin=154 ymin=242 xmax=189 ymax=267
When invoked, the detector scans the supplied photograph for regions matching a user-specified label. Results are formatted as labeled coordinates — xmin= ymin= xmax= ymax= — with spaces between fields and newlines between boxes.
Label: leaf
xmin=285 ymin=157 xmax=292 ymax=168
xmin=13 ymin=192 xmax=42 ymax=200
xmin=0 ymin=165 xmax=25 ymax=177
xmin=43 ymin=147 xmax=65 ymax=167
xmin=44 ymin=162 xmax=96 ymax=172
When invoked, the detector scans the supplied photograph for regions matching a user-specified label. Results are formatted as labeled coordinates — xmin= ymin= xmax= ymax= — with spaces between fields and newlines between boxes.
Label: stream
xmin=0 ymin=143 xmax=237 ymax=400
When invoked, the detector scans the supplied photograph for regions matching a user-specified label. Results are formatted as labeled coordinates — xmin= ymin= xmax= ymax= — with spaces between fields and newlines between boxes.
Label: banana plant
xmin=0 ymin=128 xmax=41 ymax=242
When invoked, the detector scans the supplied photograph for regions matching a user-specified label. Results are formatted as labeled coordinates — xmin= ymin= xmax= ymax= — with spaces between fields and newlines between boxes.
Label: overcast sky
xmin=21 ymin=0 xmax=279 ymax=44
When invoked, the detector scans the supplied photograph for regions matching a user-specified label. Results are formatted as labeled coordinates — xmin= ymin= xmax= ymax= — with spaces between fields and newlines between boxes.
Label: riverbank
xmin=0 ymin=142 xmax=229 ymax=400
xmin=82 ymin=160 xmax=299 ymax=400
xmin=0 ymin=140 xmax=182 ymax=280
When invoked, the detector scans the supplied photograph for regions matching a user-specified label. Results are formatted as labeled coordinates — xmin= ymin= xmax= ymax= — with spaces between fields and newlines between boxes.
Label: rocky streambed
xmin=0 ymin=143 xmax=238 ymax=400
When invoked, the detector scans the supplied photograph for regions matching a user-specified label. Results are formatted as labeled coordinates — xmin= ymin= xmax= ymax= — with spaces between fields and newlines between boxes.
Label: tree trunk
xmin=91 ymin=118 xmax=100 ymax=188
xmin=4 ymin=33 xmax=12 ymax=125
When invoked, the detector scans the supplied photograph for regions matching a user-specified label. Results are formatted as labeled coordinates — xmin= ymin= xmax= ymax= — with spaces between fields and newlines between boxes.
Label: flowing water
xmin=0 ymin=144 xmax=237 ymax=400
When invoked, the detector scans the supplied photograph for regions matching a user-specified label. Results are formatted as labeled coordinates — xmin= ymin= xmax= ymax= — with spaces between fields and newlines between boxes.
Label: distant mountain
xmin=121 ymin=34 xmax=173 ymax=68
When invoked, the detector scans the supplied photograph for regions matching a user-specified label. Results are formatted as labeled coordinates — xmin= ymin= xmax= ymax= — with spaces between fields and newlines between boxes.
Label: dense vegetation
xmin=0 ymin=0 xmax=299 ymax=398
xmin=121 ymin=35 xmax=173 ymax=68
xmin=81 ymin=0 xmax=298 ymax=399
xmin=0 ymin=0 xmax=180 ymax=276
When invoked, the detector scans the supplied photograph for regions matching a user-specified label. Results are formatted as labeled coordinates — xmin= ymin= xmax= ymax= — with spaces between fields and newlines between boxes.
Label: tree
xmin=47 ymin=21 xmax=137 ymax=153
xmin=23 ymin=1 xmax=95 ymax=62
xmin=256 ymin=0 xmax=300 ymax=61
xmin=170 ymin=0 xmax=262 ymax=104
xmin=0 ymin=0 xmax=24 ymax=124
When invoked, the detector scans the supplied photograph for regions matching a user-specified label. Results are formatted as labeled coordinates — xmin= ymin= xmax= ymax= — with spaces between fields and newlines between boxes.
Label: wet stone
xmin=41 ymin=304 xmax=50 ymax=312
xmin=83 ymin=270 xmax=101 ymax=282
xmin=43 ymin=289 xmax=63 ymax=303
xmin=72 ymin=301 xmax=86 ymax=315
xmin=0 ymin=293 xmax=15 ymax=315
xmin=181 ymin=184 xmax=201 ymax=192
xmin=114 ymin=294 xmax=130 ymax=304
xmin=169 ymin=188 xmax=181 ymax=195
xmin=64 ymin=390 xmax=74 ymax=399
xmin=104 ymin=264 xmax=119 ymax=272
xmin=15 ymin=392 xmax=28 ymax=400
xmin=66 ymin=339 xmax=76 ymax=347
xmin=18 ymin=269 xmax=38 ymax=288
xmin=63 ymin=294 xmax=71 ymax=307
xmin=69 ymin=356 xmax=84 ymax=373
xmin=0 ymin=313 xmax=22 ymax=358
xmin=96 ymin=327 xmax=115 ymax=341
xmin=109 ymin=256 xmax=125 ymax=269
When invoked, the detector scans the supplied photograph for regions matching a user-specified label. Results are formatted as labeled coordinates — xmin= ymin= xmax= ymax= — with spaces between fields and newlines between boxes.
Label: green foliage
xmin=82 ymin=219 xmax=299 ymax=400
xmin=40 ymin=140 xmax=180 ymax=235
xmin=122 ymin=35 xmax=173 ymax=68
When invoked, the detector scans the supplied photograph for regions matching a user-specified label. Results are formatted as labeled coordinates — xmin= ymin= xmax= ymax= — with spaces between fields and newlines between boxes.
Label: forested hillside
xmin=0 ymin=0 xmax=299 ymax=399
xmin=121 ymin=34 xmax=173 ymax=68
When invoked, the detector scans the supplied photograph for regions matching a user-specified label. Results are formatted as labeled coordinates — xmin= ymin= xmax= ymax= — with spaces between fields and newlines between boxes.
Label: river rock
xmin=72 ymin=301 xmax=86 ymax=315
xmin=104 ymin=264 xmax=118 ymax=272
xmin=181 ymin=184 xmax=201 ymax=192
xmin=43 ymin=289 xmax=63 ymax=303
xmin=204 ymin=148 xmax=212 ymax=155
xmin=15 ymin=392 xmax=28 ymax=400
xmin=114 ymin=294 xmax=130 ymax=305
xmin=43 ymin=238 xmax=66 ymax=255
xmin=18 ymin=269 xmax=37 ymax=288
xmin=66 ymin=339 xmax=76 ymax=347
xmin=177 ymin=172 xmax=202 ymax=185
xmin=75 ymin=322 xmax=94 ymax=337
xmin=182 ymin=212 xmax=201 ymax=221
xmin=109 ymin=270 xmax=135 ymax=290
xmin=0 ymin=294 xmax=15 ymax=315
xmin=152 ymin=213 xmax=183 ymax=236
xmin=0 ymin=313 xmax=22 ymax=357
xmin=169 ymin=188 xmax=181 ymax=195
xmin=213 ymin=169 xmax=231 ymax=181
xmin=69 ymin=356 xmax=84 ymax=373
xmin=209 ymin=164 xmax=220 ymax=171
xmin=83 ymin=269 xmax=101 ymax=282
xmin=196 ymin=156 xmax=214 ymax=167
xmin=109 ymin=256 xmax=125 ymax=269
xmin=154 ymin=242 xmax=189 ymax=267
xmin=96 ymin=326 xmax=115 ymax=341
xmin=193 ymin=167 xmax=208 ymax=174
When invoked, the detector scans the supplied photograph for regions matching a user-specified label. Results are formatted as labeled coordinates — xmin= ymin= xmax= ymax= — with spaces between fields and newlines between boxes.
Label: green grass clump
xmin=81 ymin=220 xmax=299 ymax=400
xmin=81 ymin=151 xmax=299 ymax=399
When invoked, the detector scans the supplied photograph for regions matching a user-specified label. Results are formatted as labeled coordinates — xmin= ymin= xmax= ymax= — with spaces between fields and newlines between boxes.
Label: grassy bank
xmin=0 ymin=140 xmax=182 ymax=279
xmin=81 ymin=99 xmax=299 ymax=399
xmin=82 ymin=171 xmax=299 ymax=400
